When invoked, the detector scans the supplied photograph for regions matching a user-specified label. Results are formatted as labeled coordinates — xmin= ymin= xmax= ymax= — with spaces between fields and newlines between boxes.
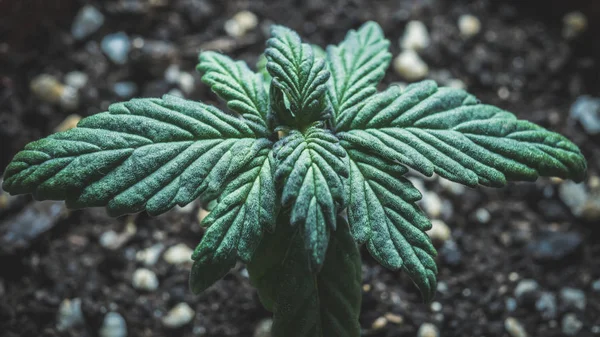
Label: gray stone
xmin=72 ymin=5 xmax=105 ymax=40
xmin=101 ymin=32 xmax=131 ymax=65
xmin=99 ymin=312 xmax=127 ymax=337
xmin=113 ymin=82 xmax=138 ymax=98
xmin=562 ymin=313 xmax=583 ymax=336
xmin=527 ymin=231 xmax=582 ymax=262
xmin=536 ymin=292 xmax=557 ymax=319
xmin=570 ymin=95 xmax=600 ymax=135
xmin=560 ymin=287 xmax=586 ymax=311
xmin=56 ymin=298 xmax=84 ymax=331
xmin=592 ymin=279 xmax=600 ymax=292
xmin=64 ymin=71 xmax=89 ymax=89
xmin=505 ymin=297 xmax=517 ymax=312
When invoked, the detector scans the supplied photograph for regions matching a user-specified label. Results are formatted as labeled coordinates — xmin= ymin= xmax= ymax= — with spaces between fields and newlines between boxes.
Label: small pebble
xmin=64 ymin=71 xmax=89 ymax=89
xmin=30 ymin=74 xmax=79 ymax=110
xmin=113 ymin=81 xmax=138 ymax=98
xmin=427 ymin=219 xmax=451 ymax=243
xmin=592 ymin=279 xmax=600 ymax=292
xmin=417 ymin=323 xmax=439 ymax=337
xmin=420 ymin=191 xmax=442 ymax=218
xmin=132 ymin=268 xmax=159 ymax=291
xmin=559 ymin=181 xmax=589 ymax=216
xmin=400 ymin=21 xmax=430 ymax=51
xmin=224 ymin=11 xmax=259 ymax=38
xmin=438 ymin=177 xmax=465 ymax=195
xmin=474 ymin=208 xmax=491 ymax=224
xmin=371 ymin=316 xmax=388 ymax=330
xmin=527 ymin=231 xmax=582 ymax=262
xmin=253 ymin=318 xmax=273 ymax=337
xmin=440 ymin=240 xmax=462 ymax=266
xmin=536 ymin=292 xmax=557 ymax=320
xmin=163 ymin=303 xmax=195 ymax=328
xmin=562 ymin=313 xmax=583 ymax=336
xmin=56 ymin=298 xmax=84 ymax=331
xmin=164 ymin=64 xmax=180 ymax=84
xmin=393 ymin=50 xmax=429 ymax=81
xmin=570 ymin=96 xmax=600 ymax=135
xmin=54 ymin=114 xmax=82 ymax=132
xmin=430 ymin=302 xmax=442 ymax=312
xmin=99 ymin=312 xmax=127 ymax=337
xmin=560 ymin=287 xmax=586 ymax=311
xmin=177 ymin=72 xmax=195 ymax=95
xmin=71 ymin=5 xmax=105 ymax=40
xmin=505 ymin=317 xmax=528 ymax=337
xmin=458 ymin=14 xmax=482 ymax=38
xmin=101 ymin=32 xmax=131 ymax=65
xmin=562 ymin=11 xmax=588 ymax=40
xmin=136 ymin=243 xmax=165 ymax=266
xmin=514 ymin=279 xmax=539 ymax=300
xmin=505 ymin=298 xmax=517 ymax=312
xmin=163 ymin=243 xmax=193 ymax=265
xmin=384 ymin=313 xmax=403 ymax=324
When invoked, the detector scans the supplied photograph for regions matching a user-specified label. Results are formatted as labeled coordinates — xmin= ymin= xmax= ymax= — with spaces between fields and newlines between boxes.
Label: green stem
xmin=247 ymin=213 xmax=362 ymax=337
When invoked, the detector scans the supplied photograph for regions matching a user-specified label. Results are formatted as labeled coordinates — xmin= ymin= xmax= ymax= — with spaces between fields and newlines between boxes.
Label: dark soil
xmin=1 ymin=0 xmax=599 ymax=336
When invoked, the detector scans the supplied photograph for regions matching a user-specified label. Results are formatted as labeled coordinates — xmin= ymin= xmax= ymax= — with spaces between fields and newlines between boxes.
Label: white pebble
xmin=163 ymin=243 xmax=193 ymax=265
xmin=393 ymin=50 xmax=429 ymax=81
xmin=136 ymin=243 xmax=165 ymax=266
xmin=438 ymin=177 xmax=465 ymax=195
xmin=420 ymin=191 xmax=442 ymax=218
xmin=400 ymin=21 xmax=430 ymax=51
xmin=224 ymin=11 xmax=259 ymax=38
xmin=417 ymin=323 xmax=439 ymax=337
xmin=164 ymin=64 xmax=180 ymax=84
xmin=162 ymin=303 xmax=195 ymax=328
xmin=132 ymin=268 xmax=159 ymax=291
xmin=562 ymin=313 xmax=583 ymax=336
xmin=253 ymin=318 xmax=273 ymax=337
xmin=458 ymin=14 xmax=482 ymax=38
xmin=427 ymin=219 xmax=451 ymax=243
xmin=505 ymin=317 xmax=528 ymax=337
xmin=56 ymin=298 xmax=84 ymax=331
xmin=99 ymin=312 xmax=127 ymax=337
xmin=474 ymin=208 xmax=491 ymax=224
xmin=563 ymin=11 xmax=587 ymax=40
xmin=64 ymin=71 xmax=89 ymax=89
xmin=31 ymin=74 xmax=78 ymax=109
xmin=177 ymin=72 xmax=195 ymax=95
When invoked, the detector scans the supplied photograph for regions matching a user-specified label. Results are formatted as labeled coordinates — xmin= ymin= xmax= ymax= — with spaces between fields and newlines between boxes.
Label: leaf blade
xmin=327 ymin=21 xmax=391 ymax=129
xmin=273 ymin=127 xmax=347 ymax=269
xmin=339 ymin=81 xmax=587 ymax=187
xmin=3 ymin=95 xmax=264 ymax=216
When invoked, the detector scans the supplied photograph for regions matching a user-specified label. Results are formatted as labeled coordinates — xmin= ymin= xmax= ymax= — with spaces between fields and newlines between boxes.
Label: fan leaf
xmin=197 ymin=51 xmax=269 ymax=135
xmin=247 ymin=215 xmax=361 ymax=337
xmin=3 ymin=95 xmax=264 ymax=216
xmin=343 ymin=148 xmax=437 ymax=301
xmin=266 ymin=25 xmax=331 ymax=128
xmin=273 ymin=127 xmax=348 ymax=269
xmin=327 ymin=21 xmax=391 ymax=129
xmin=338 ymin=81 xmax=587 ymax=187
xmin=192 ymin=146 xmax=277 ymax=264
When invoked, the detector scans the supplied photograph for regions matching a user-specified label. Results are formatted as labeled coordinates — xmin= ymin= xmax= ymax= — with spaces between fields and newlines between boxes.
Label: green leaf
xmin=266 ymin=25 xmax=331 ymax=128
xmin=327 ymin=21 xmax=391 ymax=128
xmin=344 ymin=148 xmax=437 ymax=301
xmin=3 ymin=95 xmax=265 ymax=216
xmin=197 ymin=51 xmax=270 ymax=135
xmin=248 ymin=215 xmax=362 ymax=337
xmin=190 ymin=256 xmax=236 ymax=294
xmin=273 ymin=127 xmax=348 ymax=269
xmin=338 ymin=81 xmax=587 ymax=187
xmin=192 ymin=147 xmax=277 ymax=264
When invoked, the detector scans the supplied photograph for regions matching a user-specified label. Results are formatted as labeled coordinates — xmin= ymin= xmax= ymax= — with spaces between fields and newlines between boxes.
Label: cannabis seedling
xmin=2 ymin=22 xmax=586 ymax=336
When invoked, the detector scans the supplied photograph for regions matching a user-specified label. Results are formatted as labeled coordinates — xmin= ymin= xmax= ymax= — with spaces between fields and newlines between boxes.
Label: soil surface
xmin=1 ymin=0 xmax=599 ymax=336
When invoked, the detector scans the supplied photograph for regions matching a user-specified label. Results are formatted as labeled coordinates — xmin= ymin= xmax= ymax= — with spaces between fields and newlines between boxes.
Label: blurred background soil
xmin=0 ymin=0 xmax=599 ymax=336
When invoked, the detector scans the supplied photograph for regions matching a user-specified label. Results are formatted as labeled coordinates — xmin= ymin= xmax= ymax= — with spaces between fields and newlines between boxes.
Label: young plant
xmin=2 ymin=22 xmax=586 ymax=336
